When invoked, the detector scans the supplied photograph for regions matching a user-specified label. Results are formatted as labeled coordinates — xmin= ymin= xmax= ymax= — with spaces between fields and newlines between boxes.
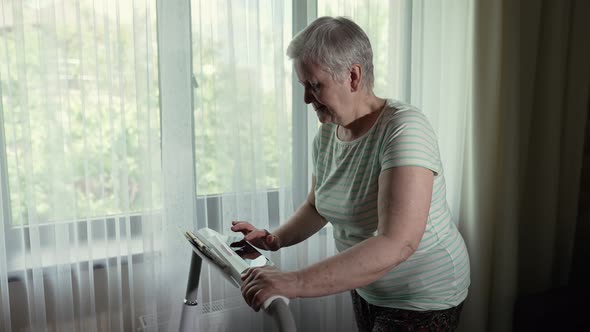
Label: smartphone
xmin=226 ymin=236 xmax=272 ymax=268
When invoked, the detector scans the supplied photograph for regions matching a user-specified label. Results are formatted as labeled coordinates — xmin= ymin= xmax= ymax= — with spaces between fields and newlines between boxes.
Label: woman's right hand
xmin=230 ymin=221 xmax=281 ymax=251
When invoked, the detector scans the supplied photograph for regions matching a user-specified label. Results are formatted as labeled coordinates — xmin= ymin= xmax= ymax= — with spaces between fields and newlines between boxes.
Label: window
xmin=0 ymin=0 xmax=410 ymax=242
xmin=191 ymin=0 xmax=294 ymax=196
xmin=0 ymin=0 xmax=161 ymax=228
xmin=1 ymin=0 xmax=425 ymax=257
xmin=1 ymin=0 xmax=302 ymax=267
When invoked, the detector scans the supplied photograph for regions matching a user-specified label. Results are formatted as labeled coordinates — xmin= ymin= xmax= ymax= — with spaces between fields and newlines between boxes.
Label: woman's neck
xmin=338 ymin=95 xmax=387 ymax=141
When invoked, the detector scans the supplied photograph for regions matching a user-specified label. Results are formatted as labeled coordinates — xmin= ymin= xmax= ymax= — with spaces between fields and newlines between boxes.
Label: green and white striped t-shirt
xmin=312 ymin=99 xmax=470 ymax=310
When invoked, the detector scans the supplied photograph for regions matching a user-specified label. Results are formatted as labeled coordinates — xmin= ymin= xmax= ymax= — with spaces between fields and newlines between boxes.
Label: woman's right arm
xmin=273 ymin=176 xmax=327 ymax=248
xmin=231 ymin=177 xmax=327 ymax=250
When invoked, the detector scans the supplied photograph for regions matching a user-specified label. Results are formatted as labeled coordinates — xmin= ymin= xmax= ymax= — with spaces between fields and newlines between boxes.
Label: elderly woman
xmin=232 ymin=16 xmax=470 ymax=331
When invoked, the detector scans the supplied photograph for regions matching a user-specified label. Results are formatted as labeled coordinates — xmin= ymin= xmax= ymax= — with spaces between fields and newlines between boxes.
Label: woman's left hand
xmin=240 ymin=266 xmax=301 ymax=311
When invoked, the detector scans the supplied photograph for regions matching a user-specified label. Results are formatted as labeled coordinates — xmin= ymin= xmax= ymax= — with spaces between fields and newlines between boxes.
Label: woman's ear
xmin=350 ymin=64 xmax=362 ymax=92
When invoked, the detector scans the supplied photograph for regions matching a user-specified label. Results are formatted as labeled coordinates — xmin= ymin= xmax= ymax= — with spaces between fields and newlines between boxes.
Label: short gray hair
xmin=287 ymin=16 xmax=374 ymax=90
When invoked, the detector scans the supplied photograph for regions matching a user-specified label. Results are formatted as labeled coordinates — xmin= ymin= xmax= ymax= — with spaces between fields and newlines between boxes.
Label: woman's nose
xmin=303 ymin=87 xmax=314 ymax=104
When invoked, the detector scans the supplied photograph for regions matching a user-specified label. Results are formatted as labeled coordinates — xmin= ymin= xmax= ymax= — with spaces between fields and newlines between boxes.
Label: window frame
xmin=291 ymin=0 xmax=317 ymax=207
xmin=0 ymin=83 xmax=15 ymax=261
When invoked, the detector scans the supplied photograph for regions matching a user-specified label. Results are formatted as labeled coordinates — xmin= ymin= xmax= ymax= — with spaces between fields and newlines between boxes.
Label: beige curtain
xmin=459 ymin=0 xmax=590 ymax=331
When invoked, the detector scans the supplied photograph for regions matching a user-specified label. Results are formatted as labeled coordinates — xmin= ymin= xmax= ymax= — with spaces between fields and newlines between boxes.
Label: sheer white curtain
xmin=0 ymin=0 xmax=172 ymax=330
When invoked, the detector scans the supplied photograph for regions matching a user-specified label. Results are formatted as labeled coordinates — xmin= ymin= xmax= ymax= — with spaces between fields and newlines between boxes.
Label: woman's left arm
xmin=240 ymin=166 xmax=433 ymax=310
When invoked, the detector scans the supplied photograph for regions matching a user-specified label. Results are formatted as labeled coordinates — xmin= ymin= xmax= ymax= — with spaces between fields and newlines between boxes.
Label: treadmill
xmin=179 ymin=228 xmax=296 ymax=332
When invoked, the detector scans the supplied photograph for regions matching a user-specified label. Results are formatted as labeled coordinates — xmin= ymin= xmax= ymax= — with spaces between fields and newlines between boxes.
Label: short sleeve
xmin=380 ymin=110 xmax=441 ymax=175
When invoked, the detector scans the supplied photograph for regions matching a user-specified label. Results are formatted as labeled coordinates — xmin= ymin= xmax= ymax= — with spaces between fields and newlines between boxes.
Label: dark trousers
xmin=351 ymin=290 xmax=464 ymax=332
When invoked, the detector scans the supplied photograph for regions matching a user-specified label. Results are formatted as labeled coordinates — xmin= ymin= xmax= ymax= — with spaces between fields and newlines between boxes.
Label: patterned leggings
xmin=351 ymin=290 xmax=464 ymax=332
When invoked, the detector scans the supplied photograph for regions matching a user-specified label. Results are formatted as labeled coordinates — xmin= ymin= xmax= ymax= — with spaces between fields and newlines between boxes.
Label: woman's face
xmin=294 ymin=60 xmax=352 ymax=125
